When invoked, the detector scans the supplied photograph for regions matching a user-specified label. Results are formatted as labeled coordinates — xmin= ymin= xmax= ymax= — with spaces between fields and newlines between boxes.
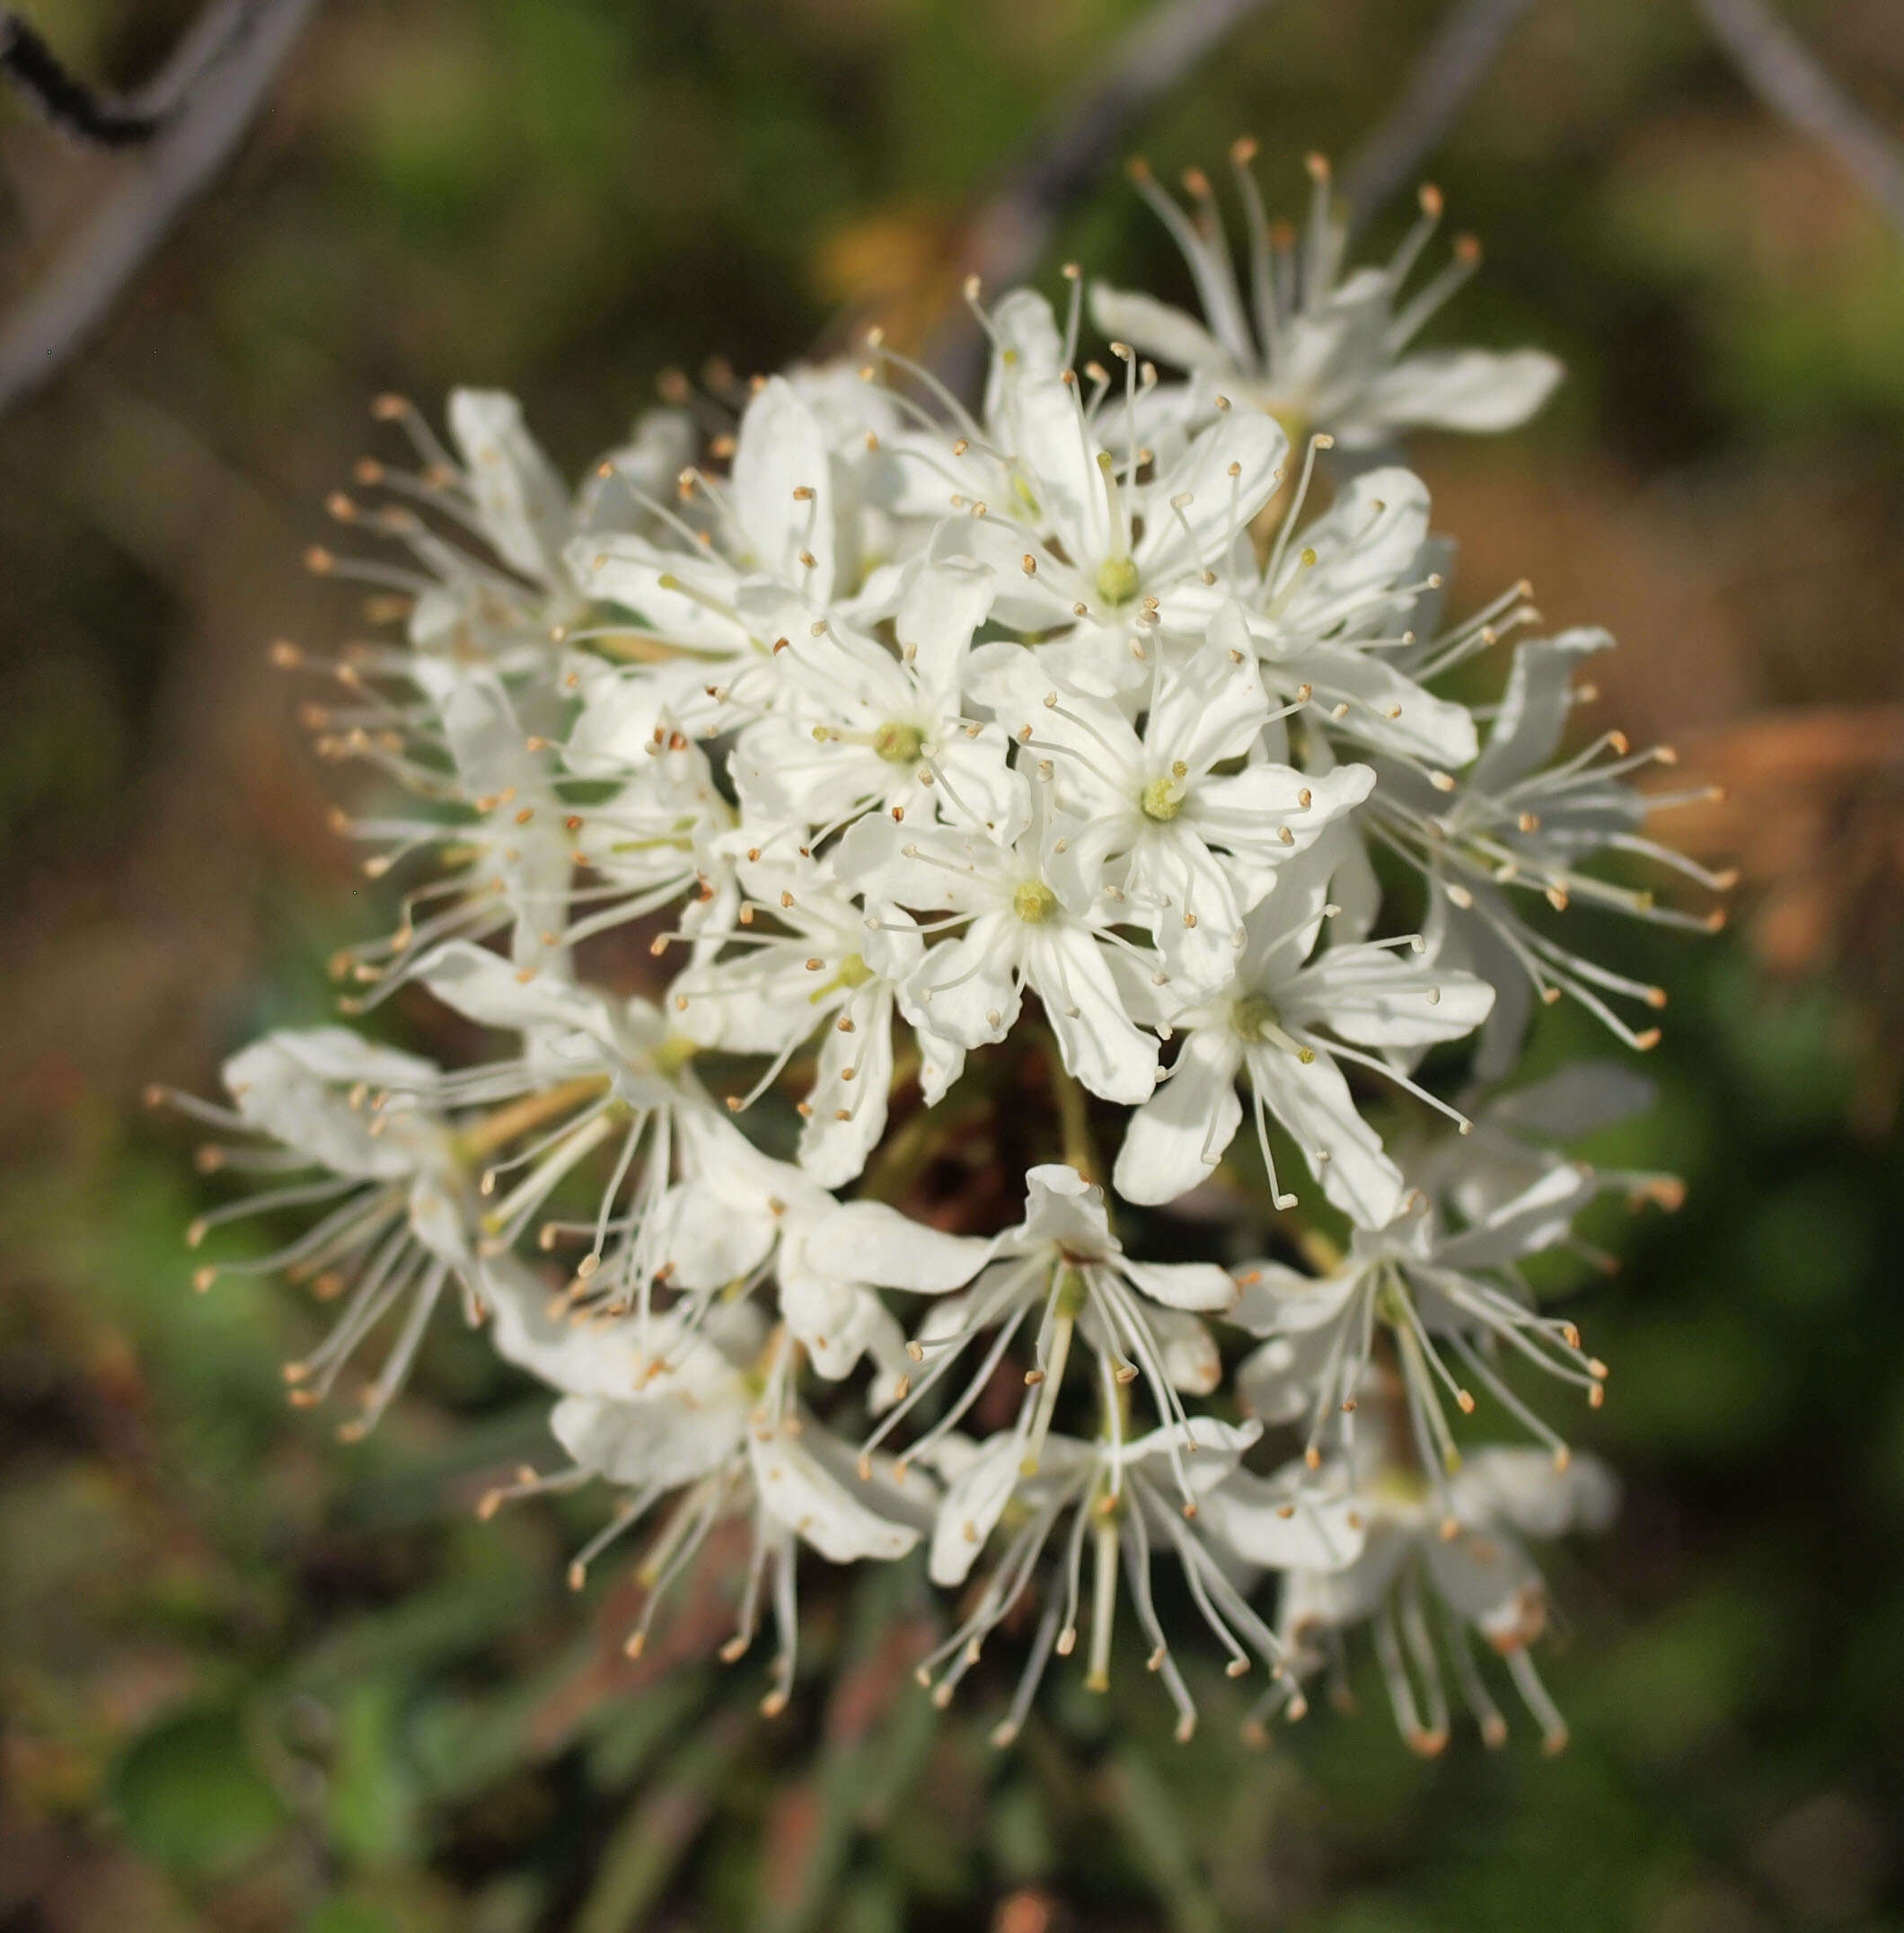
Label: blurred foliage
xmin=3 ymin=1 xmax=1903 ymax=1929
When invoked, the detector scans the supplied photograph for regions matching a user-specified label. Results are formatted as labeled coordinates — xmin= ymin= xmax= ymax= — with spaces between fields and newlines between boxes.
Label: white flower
xmin=1091 ymin=150 xmax=1561 ymax=450
xmin=840 ymin=777 xmax=1162 ymax=1105
xmin=1368 ymin=627 xmax=1731 ymax=1070
xmin=808 ymin=1163 xmax=1235 ymax=1480
xmin=480 ymin=1301 xmax=933 ymax=1712
xmin=968 ymin=609 xmax=1375 ymax=988
xmin=318 ymin=389 xmax=604 ymax=673
xmin=1230 ymin=1162 xmax=1606 ymax=1475
xmin=666 ymin=851 xmax=964 ymax=1183
xmin=412 ymin=940 xmax=786 ymax=1305
xmin=563 ymin=374 xmax=904 ymax=712
xmin=1169 ymin=466 xmax=1482 ymax=768
xmin=181 ymin=1028 xmax=477 ymax=1434
xmin=888 ymin=291 xmax=1288 ymax=697
xmin=1114 ymin=841 xmax=1494 ymax=1222
xmin=729 ymin=557 xmax=1018 ymax=835
xmin=203 ymin=225 xmax=1705 ymax=1751
xmin=1262 ymin=1438 xmax=1617 ymax=1754
xmin=914 ymin=1417 xmax=1282 ymax=1743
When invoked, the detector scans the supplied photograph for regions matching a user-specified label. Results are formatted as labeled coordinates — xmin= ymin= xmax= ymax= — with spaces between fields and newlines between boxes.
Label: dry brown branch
xmin=1339 ymin=0 xmax=1538 ymax=230
xmin=1696 ymin=0 xmax=1904 ymax=241
xmin=0 ymin=0 xmax=319 ymax=416
xmin=918 ymin=0 xmax=1288 ymax=386
xmin=1 ymin=12 xmax=162 ymax=146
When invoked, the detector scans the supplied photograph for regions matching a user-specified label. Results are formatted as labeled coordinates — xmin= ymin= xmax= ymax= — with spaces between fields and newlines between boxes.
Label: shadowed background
xmin=2 ymin=2 xmax=1902 ymax=1929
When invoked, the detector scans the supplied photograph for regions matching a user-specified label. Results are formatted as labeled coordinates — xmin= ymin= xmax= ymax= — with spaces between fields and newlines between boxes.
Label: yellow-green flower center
xmin=1140 ymin=762 xmax=1190 ymax=822
xmin=653 ymin=1034 xmax=700 ymax=1078
xmin=1234 ymin=993 xmax=1317 ymax=1062
xmin=1265 ymin=402 xmax=1310 ymax=450
xmin=874 ymin=720 xmax=925 ymax=765
xmin=809 ymin=952 xmax=876 ymax=1004
xmin=1371 ymin=1462 xmax=1432 ymax=1508
xmin=1095 ymin=554 xmax=1141 ymax=607
xmin=1012 ymin=878 xmax=1059 ymax=923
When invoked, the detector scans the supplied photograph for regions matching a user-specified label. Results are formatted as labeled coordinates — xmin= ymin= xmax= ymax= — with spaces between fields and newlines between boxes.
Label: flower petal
xmin=796 ymin=987 xmax=893 ymax=1188
xmin=552 ymin=1387 xmax=746 ymax=1489
xmin=1025 ymin=925 xmax=1159 ymax=1105
xmin=1250 ymin=1045 xmax=1404 ymax=1227
xmin=804 ymin=1200 xmax=997 ymax=1293
xmin=750 ymin=1425 xmax=922 ymax=1562
xmin=1120 ymin=1416 xmax=1259 ymax=1487
xmin=1289 ymin=950 xmax=1494 ymax=1048
xmin=904 ymin=913 xmax=1024 ymax=1049
xmin=1117 ymin=1257 xmax=1238 ymax=1313
xmin=1470 ymin=629 xmax=1613 ymax=796
xmin=223 ymin=1029 xmax=440 ymax=1180
xmin=1135 ymin=408 xmax=1288 ymax=583
xmin=1235 ymin=1326 xmax=1338 ymax=1424
xmin=1424 ymin=1528 xmax=1547 ymax=1649
xmin=1450 ymin=1447 xmax=1619 ymax=1538
xmin=1357 ymin=348 xmax=1564 ymax=440
xmin=1018 ymin=1163 xmax=1113 ymax=1253
xmin=1088 ymin=285 xmax=1236 ymax=375
xmin=1144 ymin=613 xmax=1271 ymax=775
xmin=1229 ymin=1262 xmax=1354 ymax=1338
xmin=564 ymin=532 xmax=749 ymax=653
xmin=1112 ymin=1028 xmax=1244 ymax=1207
xmin=1285 ymin=648 xmax=1478 ymax=767
xmin=447 ymin=388 xmax=571 ymax=581
xmin=895 ymin=556 xmax=996 ymax=706
xmin=929 ymin=1434 xmax=1022 ymax=1585
xmin=1137 ymin=1306 xmax=1222 ymax=1392
xmin=731 ymin=375 xmax=836 ymax=597
xmin=1200 ymin=1470 xmax=1370 ymax=1571
xmin=419 ymin=940 xmax=619 ymax=1044
xmin=1434 ymin=1161 xmax=1595 ymax=1272
xmin=1486 ymin=1062 xmax=1655 ymax=1141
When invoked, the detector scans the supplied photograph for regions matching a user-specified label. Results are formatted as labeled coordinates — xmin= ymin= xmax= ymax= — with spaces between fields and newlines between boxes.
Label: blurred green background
xmin=3 ymin=1 xmax=1903 ymax=1928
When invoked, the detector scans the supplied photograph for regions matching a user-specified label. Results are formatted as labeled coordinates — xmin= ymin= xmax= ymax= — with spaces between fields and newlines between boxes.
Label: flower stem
xmin=456 ymin=1074 xmax=611 ymax=1161
xmin=1048 ymin=1046 xmax=1099 ymax=1181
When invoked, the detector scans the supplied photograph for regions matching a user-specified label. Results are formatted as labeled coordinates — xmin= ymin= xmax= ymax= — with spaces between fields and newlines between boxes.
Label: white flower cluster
xmin=173 ymin=160 xmax=1723 ymax=1753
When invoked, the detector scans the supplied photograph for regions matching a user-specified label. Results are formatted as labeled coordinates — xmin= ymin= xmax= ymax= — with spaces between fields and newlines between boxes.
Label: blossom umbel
xmin=170 ymin=153 xmax=1720 ymax=1754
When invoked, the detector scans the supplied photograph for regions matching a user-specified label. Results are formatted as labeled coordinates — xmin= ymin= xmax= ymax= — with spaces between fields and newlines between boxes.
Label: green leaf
xmin=575 ymin=1708 xmax=752 ymax=1933
xmin=327 ymin=1681 xmax=422 ymax=1867
xmin=305 ymin=1902 xmax=404 ymax=1933
xmin=110 ymin=1704 xmax=288 ymax=1878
